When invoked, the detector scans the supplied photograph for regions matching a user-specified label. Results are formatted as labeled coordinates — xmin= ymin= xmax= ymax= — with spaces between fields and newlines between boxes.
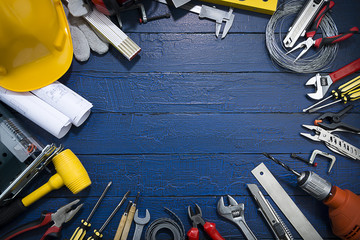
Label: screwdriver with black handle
xmin=70 ymin=182 xmax=112 ymax=240
xmin=113 ymin=201 xmax=132 ymax=240
xmin=88 ymin=190 xmax=130 ymax=240
xmin=120 ymin=192 xmax=140 ymax=240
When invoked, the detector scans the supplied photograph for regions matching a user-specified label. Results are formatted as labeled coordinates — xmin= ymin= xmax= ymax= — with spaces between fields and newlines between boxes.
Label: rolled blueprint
xmin=31 ymin=81 xmax=93 ymax=127
xmin=0 ymin=87 xmax=72 ymax=139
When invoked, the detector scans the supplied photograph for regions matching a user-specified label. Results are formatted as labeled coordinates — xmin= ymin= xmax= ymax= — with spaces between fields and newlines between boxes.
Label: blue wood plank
xmin=68 ymin=33 xmax=360 ymax=73
xmin=18 ymin=154 xmax=360 ymax=199
xmin=26 ymin=112 xmax=360 ymax=156
xmin=60 ymin=71 xmax=360 ymax=113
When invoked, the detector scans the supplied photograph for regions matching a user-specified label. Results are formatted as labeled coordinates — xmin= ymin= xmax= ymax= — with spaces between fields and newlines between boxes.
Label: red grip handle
xmin=329 ymin=58 xmax=360 ymax=83
xmin=203 ymin=222 xmax=224 ymax=240
xmin=2 ymin=212 xmax=52 ymax=240
xmin=187 ymin=227 xmax=199 ymax=240
xmin=306 ymin=1 xmax=335 ymax=39
xmin=314 ymin=27 xmax=359 ymax=48
xmin=41 ymin=226 xmax=61 ymax=240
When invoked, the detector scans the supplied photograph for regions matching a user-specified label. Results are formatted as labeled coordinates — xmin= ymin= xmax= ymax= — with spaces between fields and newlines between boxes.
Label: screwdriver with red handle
xmin=187 ymin=204 xmax=224 ymax=240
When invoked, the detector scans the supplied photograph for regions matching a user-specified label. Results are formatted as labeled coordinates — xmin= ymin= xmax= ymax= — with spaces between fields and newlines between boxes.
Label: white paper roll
xmin=31 ymin=81 xmax=93 ymax=127
xmin=0 ymin=87 xmax=72 ymax=139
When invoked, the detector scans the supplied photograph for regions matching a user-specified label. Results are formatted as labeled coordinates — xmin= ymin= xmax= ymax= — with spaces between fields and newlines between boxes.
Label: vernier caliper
xmin=155 ymin=0 xmax=234 ymax=38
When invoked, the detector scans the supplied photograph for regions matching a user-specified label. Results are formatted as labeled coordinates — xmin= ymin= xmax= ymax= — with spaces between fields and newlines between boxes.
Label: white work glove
xmin=64 ymin=0 xmax=109 ymax=62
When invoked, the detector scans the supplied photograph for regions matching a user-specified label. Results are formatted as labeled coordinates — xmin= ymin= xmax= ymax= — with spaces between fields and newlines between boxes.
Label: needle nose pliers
xmin=187 ymin=204 xmax=224 ymax=240
xmin=1 ymin=199 xmax=82 ymax=240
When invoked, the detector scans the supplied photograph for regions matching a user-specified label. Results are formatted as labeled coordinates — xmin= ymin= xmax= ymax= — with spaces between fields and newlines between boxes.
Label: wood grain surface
xmin=1 ymin=0 xmax=360 ymax=239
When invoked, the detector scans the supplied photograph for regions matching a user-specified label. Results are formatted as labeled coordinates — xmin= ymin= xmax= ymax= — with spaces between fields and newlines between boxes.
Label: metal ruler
xmin=251 ymin=163 xmax=323 ymax=240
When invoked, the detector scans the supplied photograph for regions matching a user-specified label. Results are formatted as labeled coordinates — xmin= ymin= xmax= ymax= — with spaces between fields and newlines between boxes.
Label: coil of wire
xmin=266 ymin=0 xmax=338 ymax=73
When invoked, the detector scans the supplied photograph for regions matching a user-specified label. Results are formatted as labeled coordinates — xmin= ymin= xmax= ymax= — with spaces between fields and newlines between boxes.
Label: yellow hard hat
xmin=0 ymin=0 xmax=73 ymax=92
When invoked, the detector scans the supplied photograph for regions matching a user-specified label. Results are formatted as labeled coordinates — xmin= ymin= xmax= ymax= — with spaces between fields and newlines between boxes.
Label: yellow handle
xmin=71 ymin=220 xmax=91 ymax=240
xmin=347 ymin=88 xmax=360 ymax=101
xmin=339 ymin=75 xmax=360 ymax=96
xmin=114 ymin=214 xmax=128 ymax=240
xmin=120 ymin=206 xmax=136 ymax=240
xmin=22 ymin=173 xmax=64 ymax=207
xmin=88 ymin=230 xmax=102 ymax=240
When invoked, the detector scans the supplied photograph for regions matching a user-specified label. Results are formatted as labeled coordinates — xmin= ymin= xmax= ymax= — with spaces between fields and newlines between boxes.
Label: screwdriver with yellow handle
xmin=309 ymin=85 xmax=360 ymax=112
xmin=113 ymin=201 xmax=132 ymax=240
xmin=304 ymin=75 xmax=360 ymax=112
xmin=88 ymin=190 xmax=130 ymax=240
xmin=70 ymin=181 xmax=112 ymax=240
xmin=120 ymin=192 xmax=140 ymax=240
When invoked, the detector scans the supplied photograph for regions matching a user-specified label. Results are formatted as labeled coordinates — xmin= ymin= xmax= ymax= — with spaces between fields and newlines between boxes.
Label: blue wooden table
xmin=2 ymin=0 xmax=360 ymax=239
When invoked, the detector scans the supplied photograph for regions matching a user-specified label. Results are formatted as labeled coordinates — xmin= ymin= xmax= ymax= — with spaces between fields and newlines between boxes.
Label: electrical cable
xmin=266 ymin=0 xmax=338 ymax=73
xmin=145 ymin=208 xmax=185 ymax=240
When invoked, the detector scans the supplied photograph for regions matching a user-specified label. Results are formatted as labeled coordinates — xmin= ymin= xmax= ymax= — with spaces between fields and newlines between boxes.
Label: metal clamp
xmin=309 ymin=150 xmax=336 ymax=173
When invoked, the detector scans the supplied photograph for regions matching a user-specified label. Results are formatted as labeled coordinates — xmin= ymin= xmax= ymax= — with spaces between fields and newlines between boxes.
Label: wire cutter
xmin=187 ymin=204 xmax=224 ymax=240
xmin=1 ymin=199 xmax=82 ymax=240
xmin=314 ymin=105 xmax=360 ymax=134
xmin=290 ymin=26 xmax=358 ymax=61
xmin=287 ymin=1 xmax=359 ymax=62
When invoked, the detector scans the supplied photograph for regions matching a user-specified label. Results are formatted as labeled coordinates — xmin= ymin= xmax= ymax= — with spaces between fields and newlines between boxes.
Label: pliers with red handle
xmin=0 ymin=199 xmax=82 ymax=240
xmin=287 ymin=1 xmax=359 ymax=62
xmin=187 ymin=204 xmax=224 ymax=240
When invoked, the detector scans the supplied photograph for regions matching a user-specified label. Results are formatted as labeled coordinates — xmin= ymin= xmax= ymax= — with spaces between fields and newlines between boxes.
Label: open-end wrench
xmin=306 ymin=58 xmax=360 ymax=100
xmin=217 ymin=195 xmax=257 ymax=240
xmin=132 ymin=209 xmax=150 ymax=240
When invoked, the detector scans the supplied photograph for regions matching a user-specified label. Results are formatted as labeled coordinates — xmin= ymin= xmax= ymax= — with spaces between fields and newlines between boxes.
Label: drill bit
xmin=262 ymin=153 xmax=301 ymax=177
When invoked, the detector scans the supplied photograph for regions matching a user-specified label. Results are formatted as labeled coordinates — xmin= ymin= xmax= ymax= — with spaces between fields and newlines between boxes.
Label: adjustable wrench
xmin=217 ymin=195 xmax=257 ymax=240
xmin=132 ymin=209 xmax=150 ymax=240
xmin=306 ymin=58 xmax=360 ymax=100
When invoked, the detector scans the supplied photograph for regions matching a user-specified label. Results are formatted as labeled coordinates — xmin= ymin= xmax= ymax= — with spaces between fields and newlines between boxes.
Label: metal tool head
xmin=134 ymin=209 xmax=151 ymax=225
xmin=300 ymin=125 xmax=321 ymax=142
xmin=309 ymin=149 xmax=336 ymax=173
xmin=199 ymin=5 xmax=234 ymax=39
xmin=52 ymin=199 xmax=83 ymax=227
xmin=222 ymin=12 xmax=234 ymax=39
xmin=286 ymin=38 xmax=314 ymax=62
xmin=217 ymin=195 xmax=244 ymax=222
xmin=306 ymin=73 xmax=333 ymax=100
xmin=188 ymin=204 xmax=205 ymax=226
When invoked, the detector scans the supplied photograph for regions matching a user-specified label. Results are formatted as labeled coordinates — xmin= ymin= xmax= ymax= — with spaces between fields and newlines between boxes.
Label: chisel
xmin=120 ymin=192 xmax=140 ymax=240
xmin=113 ymin=201 xmax=132 ymax=240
